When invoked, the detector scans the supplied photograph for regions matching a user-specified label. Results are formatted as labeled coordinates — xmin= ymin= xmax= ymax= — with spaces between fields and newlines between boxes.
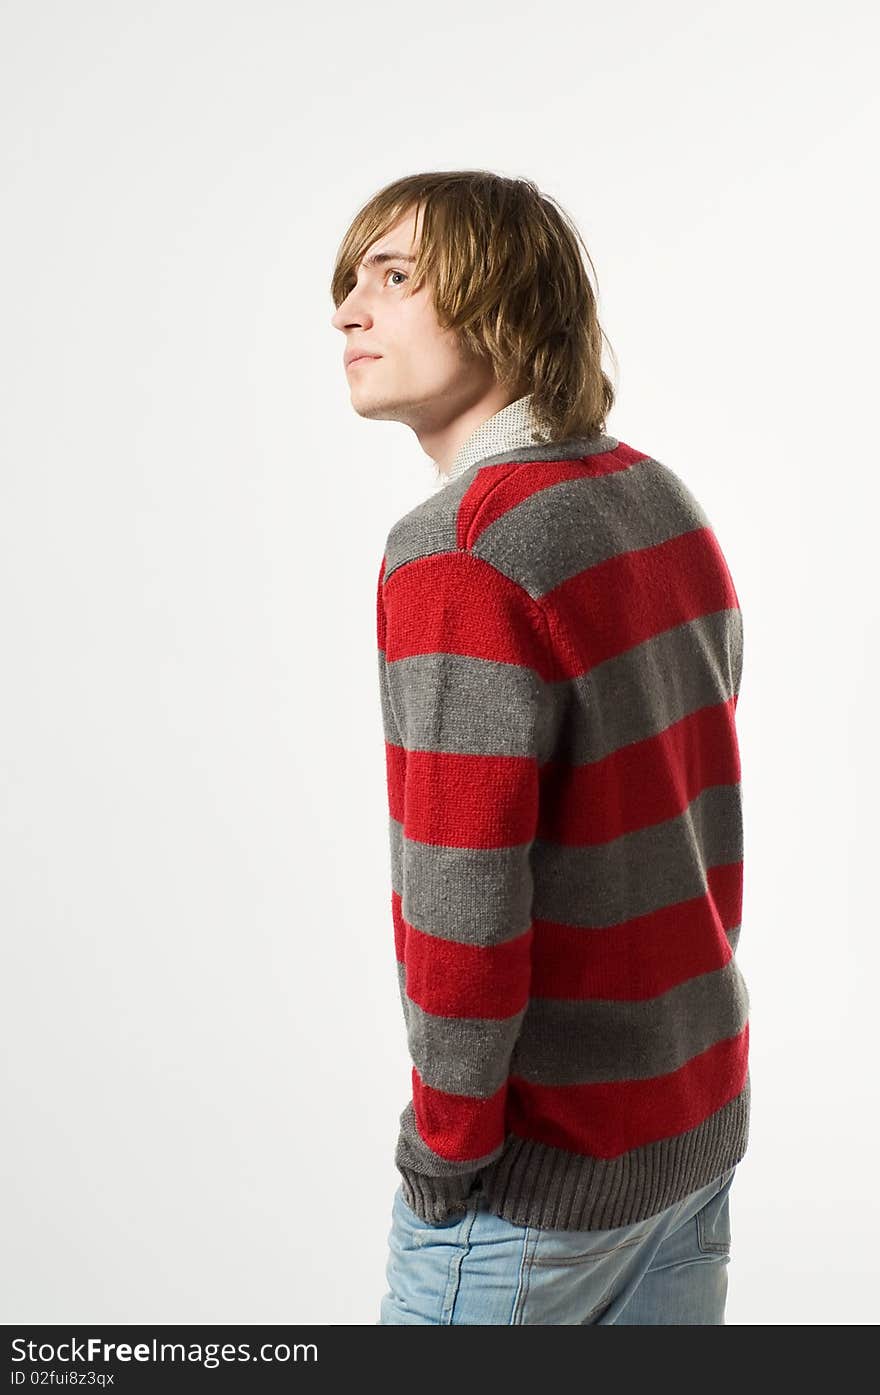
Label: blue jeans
xmin=379 ymin=1165 xmax=737 ymax=1324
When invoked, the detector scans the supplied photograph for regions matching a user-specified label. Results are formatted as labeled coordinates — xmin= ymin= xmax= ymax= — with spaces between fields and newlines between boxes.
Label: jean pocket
xmin=694 ymin=1172 xmax=734 ymax=1255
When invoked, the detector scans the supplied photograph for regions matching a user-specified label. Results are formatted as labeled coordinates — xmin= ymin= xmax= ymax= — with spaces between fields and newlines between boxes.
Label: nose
xmin=331 ymin=288 xmax=373 ymax=332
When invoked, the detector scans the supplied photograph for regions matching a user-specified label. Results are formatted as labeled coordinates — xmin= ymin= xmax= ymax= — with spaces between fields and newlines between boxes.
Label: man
xmin=330 ymin=171 xmax=749 ymax=1325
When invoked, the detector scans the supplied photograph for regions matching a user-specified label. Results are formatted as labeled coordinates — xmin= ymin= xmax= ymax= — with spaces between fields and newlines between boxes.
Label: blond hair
xmin=330 ymin=170 xmax=617 ymax=441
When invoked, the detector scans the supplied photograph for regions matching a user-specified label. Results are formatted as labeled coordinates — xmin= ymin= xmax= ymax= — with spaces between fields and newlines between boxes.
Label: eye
xmin=387 ymin=269 xmax=408 ymax=287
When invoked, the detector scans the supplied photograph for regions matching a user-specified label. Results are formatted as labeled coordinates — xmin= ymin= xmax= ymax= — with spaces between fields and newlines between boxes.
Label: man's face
xmin=331 ymin=207 xmax=496 ymax=433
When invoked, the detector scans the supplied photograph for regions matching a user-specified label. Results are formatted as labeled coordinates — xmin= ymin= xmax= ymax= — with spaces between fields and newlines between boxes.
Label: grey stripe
xmin=510 ymin=958 xmax=749 ymax=1084
xmin=381 ymin=607 xmax=741 ymax=767
xmin=377 ymin=649 xmax=401 ymax=745
xmin=473 ymin=456 xmax=716 ymax=599
xmin=396 ymin=962 xmax=526 ymax=1096
xmin=384 ymin=649 xmax=555 ymax=758
xmin=532 ymin=783 xmax=742 ymax=928
xmin=559 ymin=607 xmax=742 ymax=763
xmin=383 ymin=432 xmax=618 ymax=583
xmin=383 ymin=478 xmax=477 ymax=583
xmin=390 ymin=826 xmax=534 ymax=945
xmin=397 ymin=957 xmax=748 ymax=1094
xmin=389 ymin=782 xmax=742 ymax=933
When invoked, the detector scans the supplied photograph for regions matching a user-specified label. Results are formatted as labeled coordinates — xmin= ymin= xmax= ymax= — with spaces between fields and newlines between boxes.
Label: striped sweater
xmin=376 ymin=410 xmax=749 ymax=1232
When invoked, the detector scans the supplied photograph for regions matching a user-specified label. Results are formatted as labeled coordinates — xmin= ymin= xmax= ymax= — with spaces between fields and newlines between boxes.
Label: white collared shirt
xmin=439 ymin=393 xmax=551 ymax=487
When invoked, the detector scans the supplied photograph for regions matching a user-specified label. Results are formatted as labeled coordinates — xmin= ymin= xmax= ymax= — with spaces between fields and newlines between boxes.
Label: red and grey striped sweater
xmin=376 ymin=425 xmax=749 ymax=1232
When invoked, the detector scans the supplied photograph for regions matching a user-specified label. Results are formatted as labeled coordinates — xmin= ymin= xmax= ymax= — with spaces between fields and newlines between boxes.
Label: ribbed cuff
xmin=397 ymin=1167 xmax=481 ymax=1226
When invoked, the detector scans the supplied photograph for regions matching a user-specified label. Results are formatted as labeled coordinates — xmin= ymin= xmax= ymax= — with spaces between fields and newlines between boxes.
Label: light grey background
xmin=2 ymin=0 xmax=877 ymax=1325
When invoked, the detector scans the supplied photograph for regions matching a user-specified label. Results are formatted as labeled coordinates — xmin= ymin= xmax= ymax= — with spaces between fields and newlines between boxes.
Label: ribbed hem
xmin=398 ymin=1076 xmax=750 ymax=1232
xmin=481 ymin=1077 xmax=750 ymax=1231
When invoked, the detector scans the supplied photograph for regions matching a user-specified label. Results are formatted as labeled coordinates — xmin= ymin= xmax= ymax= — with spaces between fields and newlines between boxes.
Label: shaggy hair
xmin=330 ymin=169 xmax=617 ymax=442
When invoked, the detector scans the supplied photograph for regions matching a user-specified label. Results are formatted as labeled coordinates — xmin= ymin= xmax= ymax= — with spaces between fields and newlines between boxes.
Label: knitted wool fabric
xmin=376 ymin=408 xmax=749 ymax=1232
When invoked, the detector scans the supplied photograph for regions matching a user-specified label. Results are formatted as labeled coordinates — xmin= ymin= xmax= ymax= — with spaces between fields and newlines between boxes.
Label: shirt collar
xmin=439 ymin=393 xmax=552 ymax=487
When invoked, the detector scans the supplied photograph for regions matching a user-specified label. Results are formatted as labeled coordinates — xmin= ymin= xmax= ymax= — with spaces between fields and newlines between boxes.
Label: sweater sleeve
xmin=378 ymin=547 xmax=557 ymax=1225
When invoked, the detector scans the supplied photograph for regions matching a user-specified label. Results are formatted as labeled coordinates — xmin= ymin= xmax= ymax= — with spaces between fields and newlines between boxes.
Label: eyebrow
xmin=357 ymin=250 xmax=418 ymax=270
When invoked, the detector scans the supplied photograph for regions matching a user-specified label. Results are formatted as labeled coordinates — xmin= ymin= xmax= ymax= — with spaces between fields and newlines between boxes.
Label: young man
xmin=330 ymin=172 xmax=749 ymax=1325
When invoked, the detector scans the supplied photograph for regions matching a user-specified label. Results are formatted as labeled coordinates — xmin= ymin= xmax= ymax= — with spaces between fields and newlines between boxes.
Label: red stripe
xmin=460 ymin=443 xmax=648 ymax=548
xmin=385 ymin=697 xmax=738 ymax=849
xmin=376 ymin=553 xmax=387 ymax=650
xmin=390 ymin=889 xmax=408 ymax=968
xmin=531 ymin=862 xmax=742 ymax=1001
xmin=411 ymin=1066 xmax=507 ymax=1162
xmin=397 ymin=747 xmax=539 ymax=846
xmin=545 ymin=525 xmax=740 ymax=678
xmin=506 ymin=1024 xmax=749 ymax=1157
xmin=381 ymin=550 xmax=559 ymax=679
xmin=539 ymin=696 xmax=741 ymax=844
xmin=393 ymin=863 xmax=740 ymax=1009
xmin=383 ymin=740 xmax=406 ymax=824
xmin=396 ymin=911 xmax=532 ymax=1017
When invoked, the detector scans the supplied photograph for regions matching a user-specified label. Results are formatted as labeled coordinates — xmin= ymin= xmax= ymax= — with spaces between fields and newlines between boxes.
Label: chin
xmin=352 ymin=395 xmax=402 ymax=423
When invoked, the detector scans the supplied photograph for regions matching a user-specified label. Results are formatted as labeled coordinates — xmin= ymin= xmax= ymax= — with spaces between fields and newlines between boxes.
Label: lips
xmin=347 ymin=355 xmax=380 ymax=368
